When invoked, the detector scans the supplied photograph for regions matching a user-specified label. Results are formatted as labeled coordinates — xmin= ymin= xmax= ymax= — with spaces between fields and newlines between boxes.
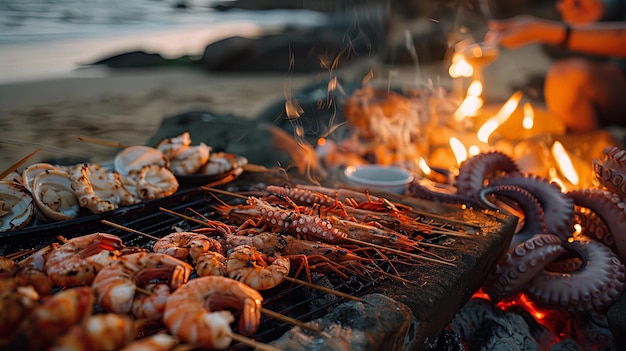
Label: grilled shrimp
xmin=131 ymin=283 xmax=171 ymax=320
xmin=45 ymin=233 xmax=125 ymax=286
xmin=119 ymin=333 xmax=180 ymax=351
xmin=195 ymin=251 xmax=227 ymax=277
xmin=7 ymin=286 xmax=95 ymax=351
xmin=52 ymin=313 xmax=142 ymax=351
xmin=0 ymin=285 xmax=39 ymax=347
xmin=163 ymin=275 xmax=263 ymax=349
xmin=226 ymin=245 xmax=290 ymax=290
xmin=0 ymin=256 xmax=18 ymax=274
xmin=92 ymin=252 xmax=192 ymax=317
xmin=153 ymin=231 xmax=223 ymax=262
xmin=13 ymin=244 xmax=54 ymax=295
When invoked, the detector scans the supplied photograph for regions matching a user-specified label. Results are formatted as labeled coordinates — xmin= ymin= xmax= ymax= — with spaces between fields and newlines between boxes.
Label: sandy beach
xmin=0 ymin=66 xmax=326 ymax=170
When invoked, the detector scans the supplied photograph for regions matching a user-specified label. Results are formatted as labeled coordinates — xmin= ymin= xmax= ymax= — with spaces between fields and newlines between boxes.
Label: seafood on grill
xmin=152 ymin=231 xmax=224 ymax=263
xmin=6 ymin=286 xmax=95 ymax=351
xmin=69 ymin=162 xmax=136 ymax=214
xmin=92 ymin=252 xmax=192 ymax=317
xmin=114 ymin=145 xmax=169 ymax=178
xmin=0 ymin=285 xmax=40 ymax=346
xmin=30 ymin=168 xmax=80 ymax=222
xmin=12 ymin=244 xmax=55 ymax=295
xmin=45 ymin=233 xmax=125 ymax=287
xmin=52 ymin=313 xmax=143 ymax=350
xmin=163 ymin=275 xmax=263 ymax=349
xmin=226 ymin=244 xmax=290 ymax=290
xmin=0 ymin=180 xmax=34 ymax=232
xmin=118 ymin=332 xmax=180 ymax=351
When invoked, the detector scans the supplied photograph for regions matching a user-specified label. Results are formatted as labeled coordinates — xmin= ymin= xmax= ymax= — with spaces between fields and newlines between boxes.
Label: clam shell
xmin=31 ymin=169 xmax=80 ymax=222
xmin=135 ymin=165 xmax=179 ymax=201
xmin=22 ymin=163 xmax=60 ymax=191
xmin=0 ymin=180 xmax=35 ymax=231
xmin=114 ymin=145 xmax=168 ymax=178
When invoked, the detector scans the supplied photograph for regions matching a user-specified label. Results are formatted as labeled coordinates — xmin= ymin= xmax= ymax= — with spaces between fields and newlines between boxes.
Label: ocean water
xmin=0 ymin=0 xmax=327 ymax=82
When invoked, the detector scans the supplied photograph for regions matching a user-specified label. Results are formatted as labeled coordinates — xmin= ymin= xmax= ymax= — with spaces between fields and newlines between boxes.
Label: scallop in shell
xmin=114 ymin=145 xmax=168 ymax=178
xmin=0 ymin=180 xmax=35 ymax=231
xmin=31 ymin=169 xmax=80 ymax=222
xmin=22 ymin=163 xmax=60 ymax=191
xmin=134 ymin=164 xmax=179 ymax=201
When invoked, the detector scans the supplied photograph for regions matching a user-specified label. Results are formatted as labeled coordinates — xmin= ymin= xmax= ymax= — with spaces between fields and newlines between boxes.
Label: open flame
xmin=454 ymin=80 xmax=483 ymax=121
xmin=449 ymin=136 xmax=468 ymax=166
xmin=551 ymin=141 xmax=579 ymax=187
xmin=448 ymin=53 xmax=474 ymax=78
xmin=522 ymin=102 xmax=535 ymax=130
xmin=476 ymin=91 xmax=523 ymax=143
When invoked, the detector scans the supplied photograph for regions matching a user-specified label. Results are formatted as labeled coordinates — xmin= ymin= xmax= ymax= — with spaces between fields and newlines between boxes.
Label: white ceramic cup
xmin=344 ymin=165 xmax=414 ymax=194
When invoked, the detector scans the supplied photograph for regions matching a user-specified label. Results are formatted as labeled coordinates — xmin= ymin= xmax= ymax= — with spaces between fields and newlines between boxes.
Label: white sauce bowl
xmin=344 ymin=165 xmax=414 ymax=194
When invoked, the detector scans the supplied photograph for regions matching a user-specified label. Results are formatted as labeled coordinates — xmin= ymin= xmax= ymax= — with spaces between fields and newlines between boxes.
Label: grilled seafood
xmin=163 ymin=275 xmax=263 ymax=349
xmin=195 ymin=251 xmax=228 ymax=277
xmin=168 ymin=142 xmax=212 ymax=175
xmin=0 ymin=285 xmax=39 ymax=347
xmin=52 ymin=313 xmax=142 ymax=351
xmin=7 ymin=286 xmax=95 ymax=351
xmin=45 ymin=233 xmax=125 ymax=287
xmin=152 ymin=231 xmax=223 ymax=263
xmin=131 ymin=283 xmax=172 ymax=320
xmin=0 ymin=180 xmax=35 ymax=232
xmin=31 ymin=168 xmax=80 ymax=222
xmin=226 ymin=245 xmax=290 ymax=290
xmin=114 ymin=145 xmax=169 ymax=178
xmin=118 ymin=333 xmax=180 ymax=351
xmin=134 ymin=164 xmax=179 ymax=201
xmin=69 ymin=163 xmax=135 ymax=214
xmin=13 ymin=244 xmax=54 ymax=295
xmin=92 ymin=252 xmax=192 ymax=316
xmin=155 ymin=132 xmax=192 ymax=160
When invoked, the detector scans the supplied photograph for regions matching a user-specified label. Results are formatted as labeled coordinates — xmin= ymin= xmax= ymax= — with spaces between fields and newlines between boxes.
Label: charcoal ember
xmin=423 ymin=329 xmax=465 ymax=351
xmin=267 ymin=293 xmax=417 ymax=351
xmin=469 ymin=314 xmax=536 ymax=351
xmin=450 ymin=298 xmax=501 ymax=340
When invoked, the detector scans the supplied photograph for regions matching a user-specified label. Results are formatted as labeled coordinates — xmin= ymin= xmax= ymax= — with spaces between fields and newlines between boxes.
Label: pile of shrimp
xmin=0 ymin=183 xmax=460 ymax=350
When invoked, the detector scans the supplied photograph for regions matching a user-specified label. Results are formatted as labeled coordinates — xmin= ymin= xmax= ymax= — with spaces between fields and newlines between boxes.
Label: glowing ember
xmin=552 ymin=141 xmax=579 ymax=186
xmin=448 ymin=53 xmax=474 ymax=78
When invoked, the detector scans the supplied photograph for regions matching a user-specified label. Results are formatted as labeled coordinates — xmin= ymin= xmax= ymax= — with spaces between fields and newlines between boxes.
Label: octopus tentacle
xmin=593 ymin=145 xmax=626 ymax=198
xmin=524 ymin=237 xmax=626 ymax=313
xmin=573 ymin=205 xmax=614 ymax=248
xmin=482 ymin=234 xmax=565 ymax=303
xmin=477 ymin=185 xmax=547 ymax=247
xmin=488 ymin=174 xmax=575 ymax=240
xmin=567 ymin=189 xmax=626 ymax=264
xmin=406 ymin=178 xmax=482 ymax=207
xmin=454 ymin=151 xmax=519 ymax=197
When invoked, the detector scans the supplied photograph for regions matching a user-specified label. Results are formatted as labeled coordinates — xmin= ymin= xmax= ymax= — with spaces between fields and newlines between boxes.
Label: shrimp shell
xmin=226 ymin=245 xmax=290 ymax=290
xmin=153 ymin=231 xmax=223 ymax=262
xmin=118 ymin=333 xmax=179 ymax=351
xmin=131 ymin=283 xmax=171 ymax=320
xmin=163 ymin=276 xmax=263 ymax=349
xmin=45 ymin=233 xmax=124 ymax=287
xmin=195 ymin=252 xmax=227 ymax=277
xmin=92 ymin=252 xmax=192 ymax=315
xmin=52 ymin=313 xmax=141 ymax=351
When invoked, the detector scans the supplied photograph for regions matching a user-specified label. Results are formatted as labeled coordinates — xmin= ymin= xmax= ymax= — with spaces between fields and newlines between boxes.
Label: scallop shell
xmin=0 ymin=180 xmax=35 ymax=231
xmin=31 ymin=169 xmax=80 ymax=221
xmin=114 ymin=145 xmax=168 ymax=178
xmin=69 ymin=163 xmax=136 ymax=214
xmin=22 ymin=163 xmax=60 ymax=191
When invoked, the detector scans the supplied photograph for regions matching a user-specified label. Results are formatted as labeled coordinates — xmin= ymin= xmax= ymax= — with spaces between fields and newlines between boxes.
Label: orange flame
xmin=454 ymin=80 xmax=483 ymax=121
xmin=449 ymin=137 xmax=468 ymax=166
xmin=477 ymin=91 xmax=523 ymax=143
xmin=449 ymin=53 xmax=474 ymax=78
xmin=522 ymin=102 xmax=534 ymax=130
xmin=551 ymin=141 xmax=579 ymax=186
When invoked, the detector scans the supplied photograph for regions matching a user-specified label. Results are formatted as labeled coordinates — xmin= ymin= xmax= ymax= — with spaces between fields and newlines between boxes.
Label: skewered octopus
xmin=408 ymin=148 xmax=626 ymax=313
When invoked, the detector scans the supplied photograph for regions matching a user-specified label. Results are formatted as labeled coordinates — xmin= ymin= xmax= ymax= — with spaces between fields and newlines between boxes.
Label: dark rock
xmin=86 ymin=50 xmax=196 ymax=68
xmin=199 ymin=6 xmax=389 ymax=73
xmin=268 ymin=293 xmax=418 ymax=351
